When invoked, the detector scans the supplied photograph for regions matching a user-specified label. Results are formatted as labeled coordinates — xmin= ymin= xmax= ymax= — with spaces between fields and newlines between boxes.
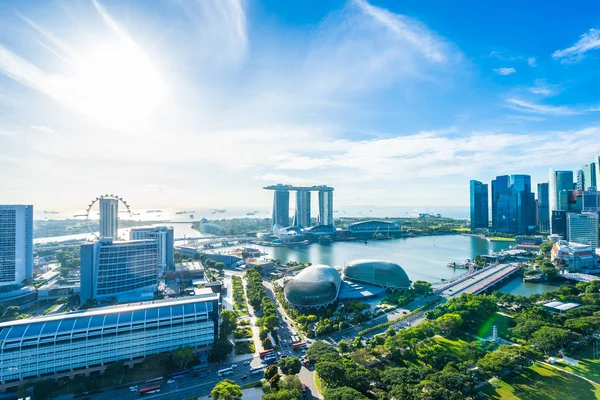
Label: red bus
xmin=259 ymin=349 xmax=274 ymax=359
xmin=139 ymin=385 xmax=161 ymax=395
xmin=301 ymin=382 xmax=307 ymax=398
xmin=293 ymin=341 xmax=306 ymax=350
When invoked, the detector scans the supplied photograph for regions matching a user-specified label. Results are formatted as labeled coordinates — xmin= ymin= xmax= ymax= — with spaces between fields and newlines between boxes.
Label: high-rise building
xmin=130 ymin=226 xmax=175 ymax=268
xmin=0 ymin=205 xmax=33 ymax=287
xmin=469 ymin=180 xmax=488 ymax=229
xmin=318 ymin=189 xmax=334 ymax=226
xmin=551 ymin=210 xmax=567 ymax=238
xmin=549 ymin=170 xmax=574 ymax=231
xmin=567 ymin=212 xmax=599 ymax=248
xmin=537 ymin=183 xmax=550 ymax=231
xmin=583 ymin=188 xmax=600 ymax=212
xmin=582 ymin=163 xmax=597 ymax=189
xmin=80 ymin=238 xmax=158 ymax=305
xmin=294 ymin=190 xmax=311 ymax=228
xmin=491 ymin=175 xmax=510 ymax=230
xmin=99 ymin=198 xmax=119 ymax=239
xmin=576 ymin=170 xmax=585 ymax=191
xmin=272 ymin=189 xmax=290 ymax=227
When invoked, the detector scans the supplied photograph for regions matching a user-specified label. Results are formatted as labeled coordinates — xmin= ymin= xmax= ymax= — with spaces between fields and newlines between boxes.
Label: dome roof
xmin=284 ymin=264 xmax=342 ymax=307
xmin=343 ymin=259 xmax=411 ymax=289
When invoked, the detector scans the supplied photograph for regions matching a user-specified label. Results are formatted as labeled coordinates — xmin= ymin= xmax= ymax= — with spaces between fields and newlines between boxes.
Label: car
xmin=243 ymin=360 xmax=250 ymax=365
xmin=305 ymin=339 xmax=311 ymax=343
xmin=167 ymin=379 xmax=175 ymax=384
xmin=241 ymin=375 xmax=248 ymax=380
xmin=129 ymin=386 xmax=138 ymax=392
xmin=231 ymin=364 xmax=238 ymax=368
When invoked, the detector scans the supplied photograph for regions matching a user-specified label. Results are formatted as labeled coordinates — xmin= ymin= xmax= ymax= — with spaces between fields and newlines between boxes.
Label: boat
xmin=189 ymin=214 xmax=194 ymax=219
xmin=44 ymin=211 xmax=59 ymax=214
xmin=246 ymin=212 xmax=257 ymax=216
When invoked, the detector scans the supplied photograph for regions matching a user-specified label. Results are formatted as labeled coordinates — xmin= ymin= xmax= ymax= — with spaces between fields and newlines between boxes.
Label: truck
xmin=259 ymin=349 xmax=275 ymax=359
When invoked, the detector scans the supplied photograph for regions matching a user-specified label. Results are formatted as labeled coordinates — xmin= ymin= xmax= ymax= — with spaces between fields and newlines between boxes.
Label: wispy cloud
xmin=528 ymin=79 xmax=560 ymax=96
xmin=527 ymin=57 xmax=536 ymax=67
xmin=0 ymin=130 xmax=21 ymax=137
xmin=493 ymin=67 xmax=516 ymax=75
xmin=553 ymin=28 xmax=600 ymax=63
xmin=505 ymin=98 xmax=581 ymax=115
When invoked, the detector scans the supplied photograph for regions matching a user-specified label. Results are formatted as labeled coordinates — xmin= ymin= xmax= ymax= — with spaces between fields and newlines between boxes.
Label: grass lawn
xmin=314 ymin=371 xmax=324 ymax=395
xmin=556 ymin=348 xmax=600 ymax=383
xmin=480 ymin=363 xmax=600 ymax=400
xmin=453 ymin=227 xmax=471 ymax=232
xmin=477 ymin=312 xmax=514 ymax=340
xmin=487 ymin=237 xmax=517 ymax=242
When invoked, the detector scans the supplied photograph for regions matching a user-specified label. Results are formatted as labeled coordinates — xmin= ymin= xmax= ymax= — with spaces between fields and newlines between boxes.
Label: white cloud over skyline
xmin=553 ymin=28 xmax=600 ymax=63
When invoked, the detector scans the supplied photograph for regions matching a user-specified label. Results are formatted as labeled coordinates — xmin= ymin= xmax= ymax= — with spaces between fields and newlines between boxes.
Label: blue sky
xmin=1 ymin=0 xmax=599 ymax=209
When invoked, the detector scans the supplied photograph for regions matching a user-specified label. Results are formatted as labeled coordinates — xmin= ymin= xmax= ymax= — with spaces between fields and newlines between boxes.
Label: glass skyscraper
xmin=582 ymin=163 xmax=596 ymax=190
xmin=294 ymin=190 xmax=311 ymax=228
xmin=551 ymin=210 xmax=567 ymax=238
xmin=490 ymin=175 xmax=535 ymax=234
xmin=567 ymin=212 xmax=599 ymax=248
xmin=0 ymin=205 xmax=33 ymax=287
xmin=537 ymin=183 xmax=549 ymax=232
xmin=469 ymin=180 xmax=488 ymax=229
xmin=491 ymin=175 xmax=510 ymax=230
xmin=549 ymin=169 xmax=574 ymax=231
xmin=272 ymin=189 xmax=290 ymax=227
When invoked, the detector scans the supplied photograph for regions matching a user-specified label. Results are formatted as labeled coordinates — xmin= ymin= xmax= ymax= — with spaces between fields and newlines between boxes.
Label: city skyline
xmin=2 ymin=0 xmax=600 ymax=208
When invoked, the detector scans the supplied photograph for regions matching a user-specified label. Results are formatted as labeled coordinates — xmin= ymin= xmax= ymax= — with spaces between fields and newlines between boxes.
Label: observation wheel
xmin=85 ymin=194 xmax=132 ymax=238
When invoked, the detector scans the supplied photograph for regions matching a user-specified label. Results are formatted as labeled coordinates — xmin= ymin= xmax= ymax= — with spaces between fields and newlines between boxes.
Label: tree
xmin=306 ymin=341 xmax=339 ymax=364
xmin=530 ymin=326 xmax=578 ymax=354
xmin=337 ymin=340 xmax=351 ymax=355
xmin=435 ymin=313 xmax=462 ymax=337
xmin=278 ymin=356 xmax=301 ymax=375
xmin=209 ymin=379 xmax=242 ymax=400
xmin=324 ymin=387 xmax=368 ymax=400
xmin=262 ymin=337 xmax=273 ymax=350
xmin=315 ymin=362 xmax=346 ymax=388
xmin=477 ymin=345 xmax=533 ymax=378
xmin=413 ymin=280 xmax=433 ymax=296
xmin=220 ymin=310 xmax=238 ymax=337
xmin=33 ymin=379 xmax=58 ymax=400
xmin=209 ymin=340 xmax=233 ymax=362
xmin=174 ymin=251 xmax=182 ymax=263
xmin=104 ymin=361 xmax=125 ymax=384
xmin=173 ymin=346 xmax=196 ymax=370
xmin=540 ymin=241 xmax=553 ymax=254
xmin=265 ymin=364 xmax=278 ymax=380
xmin=540 ymin=261 xmax=559 ymax=280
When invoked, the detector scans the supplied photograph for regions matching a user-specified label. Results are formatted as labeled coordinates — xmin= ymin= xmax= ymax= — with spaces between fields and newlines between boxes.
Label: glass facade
xmin=294 ymin=190 xmax=311 ymax=228
xmin=491 ymin=175 xmax=535 ymax=234
xmin=537 ymin=183 xmax=549 ymax=231
xmin=0 ymin=296 xmax=219 ymax=383
xmin=318 ymin=190 xmax=334 ymax=227
xmin=491 ymin=175 xmax=510 ymax=230
xmin=272 ymin=190 xmax=290 ymax=227
xmin=567 ymin=213 xmax=599 ymax=248
xmin=582 ymin=163 xmax=597 ymax=190
xmin=129 ymin=226 xmax=174 ymax=267
xmin=551 ymin=210 xmax=567 ymax=238
xmin=583 ymin=188 xmax=600 ymax=212
xmin=469 ymin=180 xmax=488 ymax=229
xmin=0 ymin=205 xmax=33 ymax=287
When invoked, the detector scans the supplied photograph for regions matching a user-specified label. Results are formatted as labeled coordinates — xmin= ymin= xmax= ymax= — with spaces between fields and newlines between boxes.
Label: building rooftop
xmin=542 ymin=301 xmax=581 ymax=312
xmin=263 ymin=184 xmax=333 ymax=191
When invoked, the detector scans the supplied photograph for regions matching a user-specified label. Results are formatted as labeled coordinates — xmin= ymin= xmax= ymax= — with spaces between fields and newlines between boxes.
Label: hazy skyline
xmin=1 ymin=0 xmax=600 ymax=208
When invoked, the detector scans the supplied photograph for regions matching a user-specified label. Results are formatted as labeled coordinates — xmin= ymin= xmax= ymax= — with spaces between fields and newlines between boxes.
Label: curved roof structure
xmin=284 ymin=264 xmax=342 ymax=308
xmin=343 ymin=259 xmax=411 ymax=290
xmin=343 ymin=220 xmax=401 ymax=233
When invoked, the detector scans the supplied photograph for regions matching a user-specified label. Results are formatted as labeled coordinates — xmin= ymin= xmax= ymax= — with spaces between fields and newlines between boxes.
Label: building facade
xmin=576 ymin=170 xmax=585 ymax=191
xmin=272 ymin=189 xmax=290 ymax=227
xmin=0 ymin=205 xmax=33 ymax=287
xmin=537 ymin=183 xmax=550 ymax=231
xmin=567 ymin=212 xmax=599 ymax=248
xmin=582 ymin=163 xmax=597 ymax=190
xmin=318 ymin=190 xmax=334 ymax=226
xmin=0 ymin=295 xmax=219 ymax=386
xmin=99 ymin=198 xmax=119 ymax=239
xmin=294 ymin=190 xmax=311 ymax=228
xmin=129 ymin=226 xmax=175 ymax=268
xmin=583 ymin=188 xmax=600 ymax=213
xmin=491 ymin=175 xmax=535 ymax=234
xmin=551 ymin=210 xmax=567 ymax=238
xmin=491 ymin=175 xmax=510 ymax=230
xmin=469 ymin=180 xmax=489 ymax=229
xmin=80 ymin=239 xmax=159 ymax=305
xmin=551 ymin=241 xmax=598 ymax=271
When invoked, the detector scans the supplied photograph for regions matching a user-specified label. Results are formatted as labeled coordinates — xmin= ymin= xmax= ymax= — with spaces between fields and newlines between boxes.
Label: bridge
xmin=436 ymin=263 xmax=521 ymax=298
xmin=561 ymin=273 xmax=600 ymax=282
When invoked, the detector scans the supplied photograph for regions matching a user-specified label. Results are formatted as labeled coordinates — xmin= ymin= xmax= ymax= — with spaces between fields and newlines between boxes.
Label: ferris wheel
xmin=85 ymin=194 xmax=132 ymax=238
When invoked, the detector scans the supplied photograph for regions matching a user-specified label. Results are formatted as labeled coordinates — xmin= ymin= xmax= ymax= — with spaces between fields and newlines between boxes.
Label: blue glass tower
xmin=470 ymin=180 xmax=488 ymax=229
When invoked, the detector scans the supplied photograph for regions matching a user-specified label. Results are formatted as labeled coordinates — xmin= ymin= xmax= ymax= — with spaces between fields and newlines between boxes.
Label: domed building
xmin=284 ymin=264 xmax=342 ymax=309
xmin=343 ymin=259 xmax=411 ymax=291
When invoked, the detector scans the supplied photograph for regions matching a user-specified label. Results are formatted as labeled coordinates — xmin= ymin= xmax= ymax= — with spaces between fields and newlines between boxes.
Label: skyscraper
xmin=551 ymin=210 xmax=567 ymax=238
xmin=576 ymin=170 xmax=584 ymax=191
xmin=130 ymin=226 xmax=175 ymax=268
xmin=549 ymin=170 xmax=574 ymax=230
xmin=583 ymin=188 xmax=600 ymax=213
xmin=491 ymin=175 xmax=510 ymax=230
xmin=582 ymin=162 xmax=597 ymax=189
xmin=469 ymin=180 xmax=488 ymax=229
xmin=99 ymin=198 xmax=119 ymax=239
xmin=294 ymin=190 xmax=311 ymax=228
xmin=567 ymin=213 xmax=599 ymax=248
xmin=0 ymin=205 xmax=33 ymax=287
xmin=272 ymin=189 xmax=290 ymax=227
xmin=318 ymin=190 xmax=334 ymax=226
xmin=80 ymin=238 xmax=159 ymax=305
xmin=537 ymin=183 xmax=549 ymax=231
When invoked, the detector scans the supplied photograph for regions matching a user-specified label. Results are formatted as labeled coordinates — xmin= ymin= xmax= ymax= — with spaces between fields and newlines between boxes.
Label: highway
xmin=441 ymin=263 xmax=520 ymax=298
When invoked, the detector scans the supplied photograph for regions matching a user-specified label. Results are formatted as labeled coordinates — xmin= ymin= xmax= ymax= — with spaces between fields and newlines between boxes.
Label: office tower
xmin=576 ymin=170 xmax=585 ymax=191
xmin=537 ymin=183 xmax=550 ymax=231
xmin=549 ymin=170 xmax=574 ymax=230
xmin=567 ymin=212 xmax=599 ymax=248
xmin=469 ymin=180 xmax=488 ymax=229
xmin=572 ymin=191 xmax=583 ymax=213
xmin=99 ymin=198 xmax=119 ymax=239
xmin=318 ymin=189 xmax=334 ymax=226
xmin=551 ymin=210 xmax=567 ymax=238
xmin=0 ymin=295 xmax=219 ymax=386
xmin=80 ymin=238 xmax=158 ymax=304
xmin=0 ymin=205 xmax=33 ymax=287
xmin=491 ymin=175 xmax=510 ymax=230
xmin=130 ymin=226 xmax=175 ymax=268
xmin=294 ymin=190 xmax=311 ymax=228
xmin=583 ymin=188 xmax=600 ymax=212
xmin=582 ymin=163 xmax=597 ymax=189
xmin=271 ymin=189 xmax=290 ymax=227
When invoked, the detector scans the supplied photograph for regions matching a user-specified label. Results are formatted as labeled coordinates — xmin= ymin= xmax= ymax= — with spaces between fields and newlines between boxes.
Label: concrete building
xmin=272 ymin=186 xmax=290 ymax=227
xmin=576 ymin=169 xmax=585 ymax=191
xmin=537 ymin=183 xmax=550 ymax=231
xmin=294 ymin=190 xmax=311 ymax=228
xmin=0 ymin=205 xmax=33 ymax=287
xmin=99 ymin=198 xmax=119 ymax=239
xmin=80 ymin=238 xmax=159 ymax=305
xmin=469 ymin=180 xmax=489 ymax=229
xmin=551 ymin=241 xmax=598 ymax=271
xmin=0 ymin=295 xmax=219 ymax=388
xmin=567 ymin=212 xmax=599 ymax=248
xmin=582 ymin=163 xmax=597 ymax=189
xmin=130 ymin=226 xmax=175 ymax=268
xmin=318 ymin=189 xmax=334 ymax=226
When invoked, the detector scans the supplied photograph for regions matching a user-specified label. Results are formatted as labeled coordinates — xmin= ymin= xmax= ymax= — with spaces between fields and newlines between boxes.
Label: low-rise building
xmin=551 ymin=241 xmax=599 ymax=271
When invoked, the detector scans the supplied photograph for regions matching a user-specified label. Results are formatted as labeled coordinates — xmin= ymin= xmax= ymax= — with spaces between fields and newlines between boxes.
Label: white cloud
xmin=527 ymin=57 xmax=536 ymax=67
xmin=553 ymin=28 xmax=600 ymax=63
xmin=528 ymin=79 xmax=560 ymax=96
xmin=505 ymin=98 xmax=582 ymax=115
xmin=0 ymin=130 xmax=21 ymax=137
xmin=493 ymin=67 xmax=516 ymax=75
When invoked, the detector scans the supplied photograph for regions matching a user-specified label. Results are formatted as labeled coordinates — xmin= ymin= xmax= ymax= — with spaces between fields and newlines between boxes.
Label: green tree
xmin=306 ymin=341 xmax=339 ymax=364
xmin=324 ymin=387 xmax=368 ymax=400
xmin=412 ymin=280 xmax=433 ymax=295
xmin=540 ymin=261 xmax=559 ymax=280
xmin=315 ymin=362 xmax=346 ymax=388
xmin=209 ymin=340 xmax=233 ymax=362
xmin=173 ymin=346 xmax=196 ymax=370
xmin=33 ymin=379 xmax=58 ymax=400
xmin=220 ymin=310 xmax=238 ymax=337
xmin=278 ymin=356 xmax=301 ymax=375
xmin=265 ymin=364 xmax=278 ymax=380
xmin=262 ymin=337 xmax=273 ymax=350
xmin=530 ymin=326 xmax=578 ymax=354
xmin=435 ymin=313 xmax=462 ymax=337
xmin=104 ymin=361 xmax=125 ymax=384
xmin=209 ymin=379 xmax=242 ymax=400
xmin=337 ymin=340 xmax=351 ymax=355
xmin=540 ymin=241 xmax=553 ymax=254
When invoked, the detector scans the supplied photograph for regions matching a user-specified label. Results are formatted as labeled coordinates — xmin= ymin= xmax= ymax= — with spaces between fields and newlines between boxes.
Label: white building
xmin=0 ymin=205 xmax=33 ymax=287
xmin=318 ymin=190 xmax=334 ymax=226
xmin=99 ymin=198 xmax=119 ymax=239
xmin=567 ymin=212 xmax=599 ymax=248
xmin=129 ymin=226 xmax=175 ymax=268
xmin=0 ymin=295 xmax=219 ymax=387
xmin=80 ymin=238 xmax=158 ymax=305
xmin=551 ymin=240 xmax=598 ymax=271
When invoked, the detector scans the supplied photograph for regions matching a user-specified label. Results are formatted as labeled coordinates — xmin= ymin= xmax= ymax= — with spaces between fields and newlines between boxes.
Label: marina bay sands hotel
xmin=264 ymin=184 xmax=334 ymax=228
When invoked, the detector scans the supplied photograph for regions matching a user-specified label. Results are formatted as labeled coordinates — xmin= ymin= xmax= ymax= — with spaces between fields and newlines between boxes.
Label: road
xmin=441 ymin=263 xmax=519 ymax=298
